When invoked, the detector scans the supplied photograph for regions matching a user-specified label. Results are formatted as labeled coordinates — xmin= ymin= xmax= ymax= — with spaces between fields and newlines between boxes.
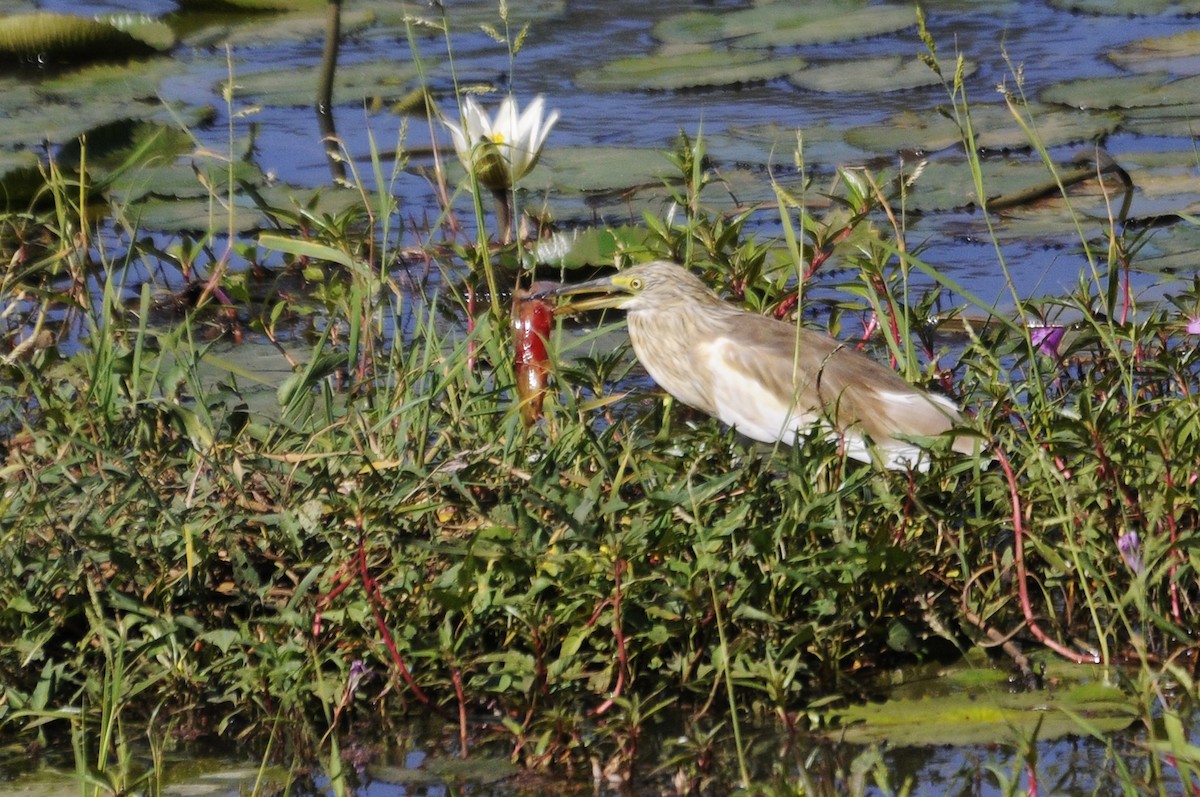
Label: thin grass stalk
xmin=702 ymin=563 xmax=749 ymax=789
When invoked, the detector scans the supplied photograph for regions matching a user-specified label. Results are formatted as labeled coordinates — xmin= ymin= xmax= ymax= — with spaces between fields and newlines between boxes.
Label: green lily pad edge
xmin=819 ymin=652 xmax=1138 ymax=747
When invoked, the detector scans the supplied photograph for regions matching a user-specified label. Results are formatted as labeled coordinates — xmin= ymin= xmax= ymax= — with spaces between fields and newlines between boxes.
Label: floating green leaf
xmin=191 ymin=7 xmax=377 ymax=47
xmin=176 ymin=0 xmax=326 ymax=10
xmin=707 ymin=122 xmax=867 ymax=173
xmin=1041 ymin=71 xmax=1200 ymax=110
xmin=788 ymin=56 xmax=974 ymax=94
xmin=40 ymin=57 xmax=189 ymax=101
xmin=538 ymin=147 xmax=680 ymax=193
xmin=126 ymin=182 xmax=359 ymax=234
xmin=228 ymin=58 xmax=428 ymax=108
xmin=845 ymin=103 xmax=1121 ymax=154
xmin=1109 ymin=30 xmax=1200 ymax=75
xmin=578 ymin=47 xmax=807 ymax=92
xmin=0 ymin=13 xmax=172 ymax=64
xmin=0 ymin=150 xmax=45 ymax=210
xmin=530 ymin=226 xmax=660 ymax=269
xmin=1121 ymin=105 xmax=1200 ymax=139
xmin=823 ymin=658 xmax=1138 ymax=747
xmin=1046 ymin=0 xmax=1200 ymax=14
xmin=653 ymin=3 xmax=914 ymax=48
xmin=896 ymin=155 xmax=1143 ymax=218
xmin=1129 ymin=223 xmax=1200 ymax=275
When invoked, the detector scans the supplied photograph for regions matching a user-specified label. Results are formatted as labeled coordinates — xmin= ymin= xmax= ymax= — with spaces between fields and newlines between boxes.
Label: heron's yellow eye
xmin=629 ymin=277 xmax=644 ymax=291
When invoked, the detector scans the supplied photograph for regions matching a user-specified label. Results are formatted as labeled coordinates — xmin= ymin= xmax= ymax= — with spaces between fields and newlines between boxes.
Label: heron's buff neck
xmin=623 ymin=282 xmax=736 ymax=416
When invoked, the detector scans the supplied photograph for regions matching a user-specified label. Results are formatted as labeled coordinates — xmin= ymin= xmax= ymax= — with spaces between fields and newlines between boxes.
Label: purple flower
xmin=1117 ymin=532 xmax=1143 ymax=575
xmin=1186 ymin=316 xmax=1200 ymax=336
xmin=1030 ymin=325 xmax=1066 ymax=358
xmin=348 ymin=659 xmax=370 ymax=694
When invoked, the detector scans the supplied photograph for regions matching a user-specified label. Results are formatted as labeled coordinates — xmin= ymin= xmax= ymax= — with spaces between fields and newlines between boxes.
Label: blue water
xmin=23 ymin=0 xmax=1197 ymax=313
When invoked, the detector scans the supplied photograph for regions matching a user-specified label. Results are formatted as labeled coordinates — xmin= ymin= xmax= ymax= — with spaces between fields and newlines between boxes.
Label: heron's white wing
xmin=700 ymin=336 xmax=825 ymax=444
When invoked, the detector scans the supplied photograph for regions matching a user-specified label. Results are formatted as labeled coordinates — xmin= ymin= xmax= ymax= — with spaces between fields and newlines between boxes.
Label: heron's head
xmin=533 ymin=260 xmax=711 ymax=314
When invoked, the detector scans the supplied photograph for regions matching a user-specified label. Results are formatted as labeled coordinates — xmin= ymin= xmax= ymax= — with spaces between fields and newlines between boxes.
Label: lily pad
xmin=0 ymin=57 xmax=195 ymax=150
xmin=845 ymin=102 xmax=1121 ymax=154
xmin=538 ymin=147 xmax=680 ymax=193
xmin=227 ymin=58 xmax=429 ymax=108
xmin=530 ymin=226 xmax=662 ymax=269
xmin=125 ymin=182 xmax=360 ymax=234
xmin=706 ymin=122 xmax=863 ymax=174
xmin=822 ymin=657 xmax=1138 ymax=747
xmin=0 ymin=97 xmax=198 ymax=161
xmin=519 ymin=146 xmax=778 ymax=224
xmin=788 ymin=56 xmax=975 ymax=94
xmin=40 ymin=57 xmax=189 ymax=101
xmin=1046 ymin=0 xmax=1200 ymax=14
xmin=56 ymin=120 xmax=196 ymax=179
xmin=1041 ymin=71 xmax=1200 ymax=110
xmin=394 ymin=0 xmax=566 ymax=33
xmin=177 ymin=0 xmax=326 ymax=10
xmin=369 ymin=754 xmax=518 ymax=787
xmin=0 ymin=150 xmax=46 ymax=209
xmin=0 ymin=13 xmax=173 ymax=64
xmin=1129 ymin=223 xmax=1200 ymax=275
xmin=1121 ymin=105 xmax=1200 ymax=139
xmin=653 ymin=3 xmax=914 ymax=49
xmin=1109 ymin=30 xmax=1200 ymax=75
xmin=825 ymin=685 xmax=1137 ymax=746
xmin=577 ymin=47 xmax=807 ymax=92
xmin=193 ymin=6 xmax=377 ymax=47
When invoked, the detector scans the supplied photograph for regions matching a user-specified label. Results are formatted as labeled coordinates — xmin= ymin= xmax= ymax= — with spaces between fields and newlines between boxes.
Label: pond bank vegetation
xmin=1 ymin=6 xmax=1199 ymax=796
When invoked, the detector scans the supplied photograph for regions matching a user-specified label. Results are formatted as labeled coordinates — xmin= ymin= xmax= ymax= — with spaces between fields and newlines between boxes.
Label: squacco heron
xmin=537 ymin=260 xmax=979 ymax=470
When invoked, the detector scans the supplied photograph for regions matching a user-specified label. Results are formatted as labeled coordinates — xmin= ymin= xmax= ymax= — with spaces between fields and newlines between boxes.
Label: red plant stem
xmin=773 ymin=232 xmax=852 ymax=320
xmin=873 ymin=276 xmax=903 ymax=366
xmin=317 ymin=563 xmax=358 ymax=608
xmin=802 ymin=247 xmax=829 ymax=282
xmin=1092 ymin=431 xmax=1141 ymax=524
xmin=856 ymin=313 xmax=880 ymax=351
xmin=995 ymin=448 xmax=1097 ymax=665
xmin=356 ymin=538 xmax=432 ymax=705
xmin=1159 ymin=459 xmax=1183 ymax=624
xmin=451 ymin=667 xmax=469 ymax=757
xmin=773 ymin=292 xmax=799 ymax=320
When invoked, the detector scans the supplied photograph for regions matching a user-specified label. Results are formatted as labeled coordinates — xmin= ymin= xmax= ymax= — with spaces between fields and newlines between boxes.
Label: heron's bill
xmin=532 ymin=274 xmax=633 ymax=313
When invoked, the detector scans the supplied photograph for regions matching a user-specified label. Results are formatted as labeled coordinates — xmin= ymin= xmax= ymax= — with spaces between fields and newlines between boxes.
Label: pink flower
xmin=1030 ymin=325 xmax=1065 ymax=358
xmin=1186 ymin=316 xmax=1200 ymax=336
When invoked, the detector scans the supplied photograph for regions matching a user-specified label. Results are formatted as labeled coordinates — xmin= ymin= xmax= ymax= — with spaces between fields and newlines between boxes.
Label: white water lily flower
xmin=444 ymin=95 xmax=559 ymax=192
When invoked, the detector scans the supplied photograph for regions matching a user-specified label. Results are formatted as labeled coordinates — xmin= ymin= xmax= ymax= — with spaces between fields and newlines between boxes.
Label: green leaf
xmin=199 ymin=628 xmax=243 ymax=654
xmin=653 ymin=3 xmax=914 ymax=48
xmin=788 ymin=56 xmax=975 ymax=94
xmin=0 ymin=12 xmax=172 ymax=64
xmin=259 ymin=233 xmax=357 ymax=269
xmin=578 ymin=47 xmax=807 ymax=92
xmin=845 ymin=102 xmax=1121 ymax=154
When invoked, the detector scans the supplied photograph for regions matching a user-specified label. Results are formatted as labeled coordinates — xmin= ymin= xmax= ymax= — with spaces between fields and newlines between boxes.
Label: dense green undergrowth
xmin=2 ymin=13 xmax=1200 ymax=796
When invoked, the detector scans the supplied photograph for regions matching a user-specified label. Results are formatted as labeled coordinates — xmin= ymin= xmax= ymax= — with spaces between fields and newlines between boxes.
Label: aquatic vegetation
xmin=443 ymin=95 xmax=559 ymax=195
xmin=0 ymin=2 xmax=1199 ymax=795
